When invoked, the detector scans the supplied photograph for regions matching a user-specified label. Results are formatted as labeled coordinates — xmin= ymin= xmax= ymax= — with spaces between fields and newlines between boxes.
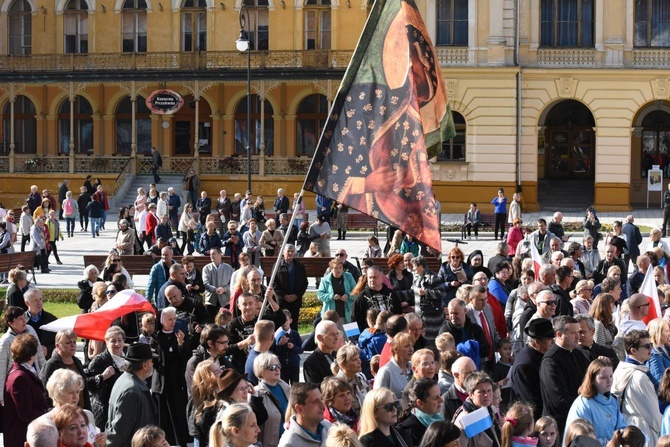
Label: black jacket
xmin=273 ymin=196 xmax=289 ymax=214
xmin=440 ymin=383 xmax=466 ymax=421
xmin=353 ymin=285 xmax=403 ymax=332
xmin=303 ymin=347 xmax=335 ymax=385
xmin=41 ymin=350 xmax=91 ymax=410
xmin=86 ymin=350 xmax=124 ymax=428
xmin=578 ymin=342 xmax=619 ymax=369
xmin=510 ymin=345 xmax=544 ymax=420
xmin=6 ymin=284 xmax=26 ymax=310
xmin=27 ymin=310 xmax=58 ymax=358
xmin=279 ymin=223 xmax=298 ymax=245
xmin=397 ymin=414 xmax=427 ymax=447
xmin=437 ymin=319 xmax=490 ymax=360
xmin=360 ymin=427 xmax=411 ymax=447
xmin=539 ymin=343 xmax=591 ymax=433
xmin=549 ymin=284 xmax=574 ymax=317
xmin=273 ymin=258 xmax=309 ymax=306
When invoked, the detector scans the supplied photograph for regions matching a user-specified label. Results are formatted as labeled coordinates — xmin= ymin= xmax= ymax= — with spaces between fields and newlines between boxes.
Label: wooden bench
xmin=82 ymin=254 xmax=233 ymax=277
xmin=461 ymin=213 xmax=497 ymax=239
xmin=259 ymin=255 xmax=442 ymax=281
xmin=0 ymin=251 xmax=36 ymax=284
xmin=346 ymin=213 xmax=379 ymax=236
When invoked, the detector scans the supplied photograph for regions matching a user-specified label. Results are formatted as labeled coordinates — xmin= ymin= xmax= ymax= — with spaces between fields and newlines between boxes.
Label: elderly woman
xmin=0 ymin=306 xmax=46 ymax=407
xmin=77 ymin=265 xmax=102 ymax=313
xmin=373 ymin=333 xmax=414 ymax=400
xmin=41 ymin=329 xmax=91 ymax=410
xmin=335 ymin=344 xmax=369 ymax=411
xmin=648 ymin=318 xmax=670 ymax=388
xmin=388 ymin=253 xmax=414 ymax=312
xmin=411 ymin=256 xmax=442 ymax=344
xmin=453 ymin=372 xmax=501 ymax=447
xmin=401 ymin=348 xmax=438 ymax=412
xmin=85 ymin=326 xmax=125 ymax=428
xmin=359 ymin=388 xmax=410 ymax=447
xmin=571 ymin=280 xmax=595 ymax=315
xmin=152 ymin=306 xmax=189 ymax=447
xmin=318 ymin=258 xmax=357 ymax=324
xmin=435 ymin=247 xmax=473 ymax=306
xmin=259 ymin=218 xmax=283 ymax=257
xmin=46 ymin=370 xmax=106 ymax=447
xmin=100 ymin=253 xmax=133 ymax=289
xmin=648 ymin=228 xmax=670 ymax=255
xmin=582 ymin=236 xmax=602 ymax=280
xmin=6 ymin=266 xmax=28 ymax=310
xmin=322 ymin=376 xmax=359 ymax=430
xmin=52 ymin=404 xmax=96 ymax=447
xmin=243 ymin=219 xmax=263 ymax=267
xmin=115 ymin=219 xmax=136 ymax=255
xmin=398 ymin=378 xmax=444 ymax=447
xmin=3 ymin=333 xmax=49 ymax=447
xmin=254 ymin=352 xmax=290 ymax=447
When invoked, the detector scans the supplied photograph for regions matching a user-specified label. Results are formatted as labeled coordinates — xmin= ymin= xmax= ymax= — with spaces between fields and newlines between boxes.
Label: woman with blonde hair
xmin=132 ymin=426 xmax=169 ymax=447
xmin=326 ymin=424 xmax=362 ymax=447
xmin=359 ymin=388 xmax=410 ymax=447
xmin=647 ymin=318 xmax=670 ymax=387
xmin=373 ymin=333 xmax=414 ymax=399
xmin=209 ymin=403 xmax=260 ymax=447
xmin=570 ymin=280 xmax=595 ymax=315
xmin=259 ymin=218 xmax=283 ymax=257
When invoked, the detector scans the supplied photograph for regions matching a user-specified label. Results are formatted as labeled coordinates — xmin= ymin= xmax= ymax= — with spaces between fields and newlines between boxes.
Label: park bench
xmin=461 ymin=213 xmax=497 ymax=239
xmin=346 ymin=213 xmax=379 ymax=236
xmin=82 ymin=254 xmax=232 ymax=276
xmin=0 ymin=251 xmax=37 ymax=284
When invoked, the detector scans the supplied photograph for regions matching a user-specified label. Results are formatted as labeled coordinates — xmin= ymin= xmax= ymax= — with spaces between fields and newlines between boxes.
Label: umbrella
xmin=41 ymin=289 xmax=155 ymax=341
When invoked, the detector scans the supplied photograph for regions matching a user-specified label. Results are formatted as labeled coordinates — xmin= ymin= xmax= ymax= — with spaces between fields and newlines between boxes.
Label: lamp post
xmin=236 ymin=4 xmax=252 ymax=195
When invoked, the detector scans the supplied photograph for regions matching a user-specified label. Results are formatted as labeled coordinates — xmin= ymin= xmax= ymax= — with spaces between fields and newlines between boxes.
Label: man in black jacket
xmin=273 ymin=244 xmax=308 ymax=330
xmin=440 ymin=356 xmax=477 ymax=420
xmin=576 ymin=314 xmax=619 ymax=369
xmin=303 ymin=319 xmax=338 ymax=385
xmin=353 ymin=266 xmax=402 ymax=332
xmin=510 ymin=318 xmax=554 ymax=420
xmin=273 ymin=188 xmax=289 ymax=215
xmin=438 ymin=298 xmax=489 ymax=365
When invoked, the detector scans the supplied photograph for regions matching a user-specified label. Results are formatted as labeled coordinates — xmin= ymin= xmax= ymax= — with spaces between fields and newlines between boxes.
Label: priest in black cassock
xmin=539 ymin=316 xmax=591 ymax=433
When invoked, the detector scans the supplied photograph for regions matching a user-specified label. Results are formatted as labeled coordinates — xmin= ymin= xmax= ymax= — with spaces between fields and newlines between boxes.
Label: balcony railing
xmin=536 ymin=48 xmax=597 ymax=67
xmin=0 ymin=50 xmax=355 ymax=73
xmin=632 ymin=49 xmax=670 ymax=67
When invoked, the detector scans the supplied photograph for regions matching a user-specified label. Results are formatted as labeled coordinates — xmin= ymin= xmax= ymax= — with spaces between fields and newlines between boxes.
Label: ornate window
xmin=64 ymin=0 xmax=88 ymax=54
xmin=304 ymin=0 xmax=331 ymax=50
xmin=234 ymin=94 xmax=274 ymax=156
xmin=635 ymin=0 xmax=670 ymax=47
xmin=122 ymin=0 xmax=147 ymax=52
xmin=242 ymin=0 xmax=269 ymax=50
xmin=58 ymin=97 xmax=93 ymax=154
xmin=540 ymin=0 xmax=594 ymax=48
xmin=436 ymin=0 xmax=468 ymax=46
xmin=2 ymin=95 xmax=36 ymax=154
xmin=182 ymin=0 xmax=207 ymax=51
xmin=296 ymin=94 xmax=328 ymax=156
xmin=115 ymin=97 xmax=152 ymax=154
xmin=8 ymin=0 xmax=32 ymax=55
xmin=438 ymin=112 xmax=465 ymax=161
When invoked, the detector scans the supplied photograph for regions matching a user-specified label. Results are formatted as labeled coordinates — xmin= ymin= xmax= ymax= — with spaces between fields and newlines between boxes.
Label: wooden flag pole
xmin=257 ymin=189 xmax=306 ymax=319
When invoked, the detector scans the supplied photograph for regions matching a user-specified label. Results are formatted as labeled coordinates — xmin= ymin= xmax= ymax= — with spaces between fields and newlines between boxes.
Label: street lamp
xmin=236 ymin=4 xmax=252 ymax=195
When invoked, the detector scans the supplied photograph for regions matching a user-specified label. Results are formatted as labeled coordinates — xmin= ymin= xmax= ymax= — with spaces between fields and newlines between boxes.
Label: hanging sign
xmin=146 ymin=89 xmax=184 ymax=115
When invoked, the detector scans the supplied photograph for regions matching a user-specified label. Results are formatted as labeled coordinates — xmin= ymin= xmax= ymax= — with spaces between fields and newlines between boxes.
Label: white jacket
xmin=612 ymin=360 xmax=661 ymax=447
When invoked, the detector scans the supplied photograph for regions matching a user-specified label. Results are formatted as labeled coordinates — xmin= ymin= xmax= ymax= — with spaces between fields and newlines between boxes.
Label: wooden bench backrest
xmin=82 ymin=254 xmax=232 ymax=276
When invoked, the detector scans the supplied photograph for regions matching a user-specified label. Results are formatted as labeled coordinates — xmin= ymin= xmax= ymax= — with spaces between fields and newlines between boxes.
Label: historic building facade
xmin=0 ymin=0 xmax=669 ymax=210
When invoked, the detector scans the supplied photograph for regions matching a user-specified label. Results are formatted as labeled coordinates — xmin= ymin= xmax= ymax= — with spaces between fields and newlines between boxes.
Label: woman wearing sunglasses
xmin=437 ymin=247 xmax=473 ymax=306
xmin=254 ymin=352 xmax=290 ymax=447
xmin=359 ymin=388 xmax=411 ymax=447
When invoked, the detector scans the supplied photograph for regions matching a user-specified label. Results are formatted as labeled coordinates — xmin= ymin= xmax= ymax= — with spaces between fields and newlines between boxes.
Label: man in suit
xmin=465 ymin=284 xmax=500 ymax=368
xmin=303 ymin=320 xmax=338 ymax=385
xmin=273 ymin=244 xmax=308 ymax=331
xmin=273 ymin=188 xmax=289 ymax=215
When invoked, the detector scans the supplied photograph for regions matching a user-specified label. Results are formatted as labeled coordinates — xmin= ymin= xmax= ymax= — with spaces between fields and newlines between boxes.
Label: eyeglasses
xmin=420 ymin=361 xmax=437 ymax=368
xmin=378 ymin=402 xmax=399 ymax=413
xmin=266 ymin=364 xmax=281 ymax=371
xmin=105 ymin=290 xmax=117 ymax=295
xmin=539 ymin=300 xmax=557 ymax=306
xmin=335 ymin=253 xmax=346 ymax=257
xmin=215 ymin=339 xmax=229 ymax=346
xmin=638 ymin=303 xmax=651 ymax=309
xmin=638 ymin=343 xmax=653 ymax=350
xmin=450 ymin=256 xmax=461 ymax=260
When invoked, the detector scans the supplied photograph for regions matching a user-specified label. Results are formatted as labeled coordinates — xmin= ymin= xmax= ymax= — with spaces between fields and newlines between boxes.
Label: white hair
xmin=26 ymin=417 xmax=59 ymax=447
xmin=315 ymin=319 xmax=337 ymax=337
xmin=83 ymin=264 xmax=100 ymax=278
xmin=161 ymin=306 xmax=177 ymax=325
xmin=253 ymin=352 xmax=280 ymax=378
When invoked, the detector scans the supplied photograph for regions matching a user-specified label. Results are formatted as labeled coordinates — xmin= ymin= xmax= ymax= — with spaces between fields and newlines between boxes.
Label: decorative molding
xmin=182 ymin=80 xmax=214 ymax=100
xmin=652 ymin=79 xmax=670 ymax=99
xmin=557 ymin=77 xmax=576 ymax=98
xmin=446 ymin=80 xmax=457 ymax=98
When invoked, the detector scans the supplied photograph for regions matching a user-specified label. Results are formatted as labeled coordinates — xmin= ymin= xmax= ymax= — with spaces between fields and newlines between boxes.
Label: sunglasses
xmin=105 ymin=290 xmax=117 ymax=295
xmin=638 ymin=343 xmax=653 ymax=350
xmin=539 ymin=300 xmax=557 ymax=306
xmin=450 ymin=256 xmax=461 ymax=260
xmin=378 ymin=402 xmax=400 ymax=413
xmin=266 ymin=364 xmax=281 ymax=371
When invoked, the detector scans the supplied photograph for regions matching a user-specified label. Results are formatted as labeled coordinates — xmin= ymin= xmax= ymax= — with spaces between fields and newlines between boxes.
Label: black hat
xmin=124 ymin=343 xmax=159 ymax=361
xmin=524 ymin=318 xmax=555 ymax=339
xmin=568 ymin=436 xmax=601 ymax=447
xmin=317 ymin=214 xmax=327 ymax=222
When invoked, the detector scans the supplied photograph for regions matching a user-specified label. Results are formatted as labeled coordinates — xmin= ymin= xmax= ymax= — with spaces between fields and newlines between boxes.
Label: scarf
xmin=452 ymin=265 xmax=468 ymax=283
xmin=512 ymin=437 xmax=538 ymax=447
xmin=329 ymin=406 xmax=358 ymax=428
xmin=412 ymin=408 xmax=444 ymax=428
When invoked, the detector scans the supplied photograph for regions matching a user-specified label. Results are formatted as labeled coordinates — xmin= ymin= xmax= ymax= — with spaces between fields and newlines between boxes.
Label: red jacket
xmin=92 ymin=191 xmax=109 ymax=211
xmin=487 ymin=291 xmax=508 ymax=339
xmin=4 ymin=363 xmax=49 ymax=447
xmin=145 ymin=212 xmax=158 ymax=243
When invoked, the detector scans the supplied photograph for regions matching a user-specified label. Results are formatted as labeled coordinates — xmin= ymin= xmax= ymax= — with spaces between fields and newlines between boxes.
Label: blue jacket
xmin=358 ymin=329 xmax=386 ymax=361
xmin=491 ymin=196 xmax=507 ymax=214
xmin=661 ymin=403 xmax=670 ymax=436
xmin=199 ymin=231 xmax=222 ymax=255
xmin=316 ymin=195 xmax=333 ymax=215
xmin=317 ymin=271 xmax=356 ymax=322
xmin=434 ymin=262 xmax=473 ymax=306
xmin=566 ymin=394 xmax=626 ymax=445
xmin=146 ymin=261 xmax=168 ymax=304
xmin=167 ymin=194 xmax=181 ymax=215
xmin=274 ymin=328 xmax=304 ymax=369
xmin=648 ymin=347 xmax=670 ymax=389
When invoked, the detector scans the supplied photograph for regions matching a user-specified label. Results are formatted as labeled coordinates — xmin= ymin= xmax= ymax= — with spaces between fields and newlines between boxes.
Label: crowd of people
xmin=4 ymin=180 xmax=670 ymax=447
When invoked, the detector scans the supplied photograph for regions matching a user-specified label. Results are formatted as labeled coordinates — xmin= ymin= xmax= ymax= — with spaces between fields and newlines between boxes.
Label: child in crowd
xmin=492 ymin=338 xmax=513 ymax=412
xmin=216 ymin=308 xmax=233 ymax=329
xmin=358 ymin=309 xmax=390 ymax=379
xmin=138 ymin=313 xmax=157 ymax=347
xmin=437 ymin=350 xmax=462 ymax=392
xmin=606 ymin=427 xmax=645 ymax=447
xmin=492 ymin=383 xmax=503 ymax=427
xmin=500 ymin=402 xmax=535 ymax=447
xmin=274 ymin=309 xmax=303 ymax=384
xmin=535 ymin=417 xmax=560 ymax=447
xmin=563 ymin=419 xmax=596 ymax=447
xmin=657 ymin=435 xmax=670 ymax=447
xmin=369 ymin=354 xmax=381 ymax=388
xmin=365 ymin=236 xmax=383 ymax=258
xmin=400 ymin=234 xmax=420 ymax=257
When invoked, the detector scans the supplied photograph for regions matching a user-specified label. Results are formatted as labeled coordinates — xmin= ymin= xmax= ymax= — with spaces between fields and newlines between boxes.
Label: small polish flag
xmin=460 ymin=406 xmax=494 ymax=438
xmin=641 ymin=265 xmax=662 ymax=325
xmin=344 ymin=322 xmax=361 ymax=339
xmin=530 ymin=239 xmax=543 ymax=278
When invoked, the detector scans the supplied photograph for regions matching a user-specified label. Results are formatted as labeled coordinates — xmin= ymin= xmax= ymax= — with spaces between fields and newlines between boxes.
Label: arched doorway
xmin=538 ymin=99 xmax=596 ymax=209
xmin=234 ymin=94 xmax=274 ymax=156
xmin=58 ymin=96 xmax=93 ymax=154
xmin=172 ymin=95 xmax=212 ymax=155
xmin=2 ymin=95 xmax=37 ymax=154
xmin=115 ymin=96 xmax=151 ymax=154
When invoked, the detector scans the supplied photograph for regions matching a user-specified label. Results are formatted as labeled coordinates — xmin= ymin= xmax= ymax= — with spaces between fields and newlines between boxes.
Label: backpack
xmin=64 ymin=199 xmax=74 ymax=215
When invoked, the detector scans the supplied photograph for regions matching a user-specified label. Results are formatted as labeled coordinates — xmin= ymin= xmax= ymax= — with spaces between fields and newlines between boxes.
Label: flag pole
xmin=257 ymin=190 xmax=306 ymax=319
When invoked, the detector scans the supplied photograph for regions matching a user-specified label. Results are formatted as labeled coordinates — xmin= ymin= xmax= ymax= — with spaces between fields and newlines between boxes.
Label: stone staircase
xmin=115 ymin=175 xmax=187 ymax=208
xmin=537 ymin=179 xmax=595 ymax=211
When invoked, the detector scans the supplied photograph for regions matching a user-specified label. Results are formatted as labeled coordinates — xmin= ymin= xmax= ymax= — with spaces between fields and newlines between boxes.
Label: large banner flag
xmin=641 ymin=265 xmax=662 ymax=325
xmin=304 ymin=0 xmax=454 ymax=253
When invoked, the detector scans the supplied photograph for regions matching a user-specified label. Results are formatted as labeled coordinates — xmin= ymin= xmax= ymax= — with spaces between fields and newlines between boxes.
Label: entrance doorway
xmin=172 ymin=95 xmax=212 ymax=155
